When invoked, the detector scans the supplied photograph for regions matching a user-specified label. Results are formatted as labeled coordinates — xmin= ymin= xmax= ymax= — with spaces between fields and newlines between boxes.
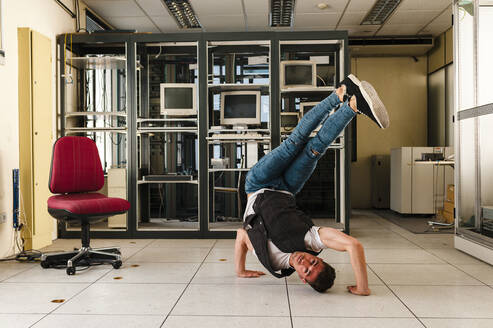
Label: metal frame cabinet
xmin=56 ymin=31 xmax=351 ymax=239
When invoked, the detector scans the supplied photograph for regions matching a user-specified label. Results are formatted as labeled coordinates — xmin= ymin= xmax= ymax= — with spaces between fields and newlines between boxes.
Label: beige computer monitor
xmin=280 ymin=60 xmax=317 ymax=89
xmin=220 ymin=91 xmax=261 ymax=126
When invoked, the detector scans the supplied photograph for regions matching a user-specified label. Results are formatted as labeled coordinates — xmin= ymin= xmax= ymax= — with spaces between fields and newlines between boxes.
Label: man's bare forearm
xmin=347 ymin=242 xmax=370 ymax=294
xmin=234 ymin=231 xmax=248 ymax=274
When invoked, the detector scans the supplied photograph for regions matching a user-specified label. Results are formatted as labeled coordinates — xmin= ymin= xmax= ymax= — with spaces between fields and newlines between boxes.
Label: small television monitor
xmin=220 ymin=91 xmax=261 ymax=126
xmin=160 ymin=83 xmax=197 ymax=116
xmin=300 ymin=102 xmax=319 ymax=117
xmin=300 ymin=102 xmax=322 ymax=132
xmin=280 ymin=112 xmax=299 ymax=133
xmin=280 ymin=60 xmax=317 ymax=89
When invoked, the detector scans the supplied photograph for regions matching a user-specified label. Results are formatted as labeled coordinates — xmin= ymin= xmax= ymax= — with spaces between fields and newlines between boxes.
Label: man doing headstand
xmin=234 ymin=75 xmax=389 ymax=295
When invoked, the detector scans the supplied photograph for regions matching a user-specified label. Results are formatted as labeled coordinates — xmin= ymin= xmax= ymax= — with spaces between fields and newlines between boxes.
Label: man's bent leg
xmin=282 ymin=102 xmax=356 ymax=194
xmin=245 ymin=92 xmax=342 ymax=194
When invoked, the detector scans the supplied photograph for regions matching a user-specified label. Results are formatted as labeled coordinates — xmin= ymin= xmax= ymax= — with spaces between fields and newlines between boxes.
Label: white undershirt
xmin=243 ymin=188 xmax=326 ymax=272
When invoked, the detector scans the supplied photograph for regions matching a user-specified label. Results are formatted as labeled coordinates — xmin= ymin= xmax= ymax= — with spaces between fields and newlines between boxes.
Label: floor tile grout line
xmin=0 ymin=263 xmax=39 ymax=283
xmin=27 ymin=240 xmax=159 ymax=328
xmin=159 ymin=239 xmax=218 ymax=328
xmin=366 ymin=265 xmax=428 ymax=328
xmin=284 ymin=278 xmax=294 ymax=328
xmin=372 ymin=220 xmax=492 ymax=287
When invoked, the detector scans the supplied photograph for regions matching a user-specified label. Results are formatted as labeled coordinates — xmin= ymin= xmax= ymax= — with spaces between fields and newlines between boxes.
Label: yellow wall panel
xmin=350 ymin=57 xmax=428 ymax=208
xmin=445 ymin=28 xmax=453 ymax=65
xmin=18 ymin=28 xmax=53 ymax=250
xmin=428 ymin=34 xmax=445 ymax=73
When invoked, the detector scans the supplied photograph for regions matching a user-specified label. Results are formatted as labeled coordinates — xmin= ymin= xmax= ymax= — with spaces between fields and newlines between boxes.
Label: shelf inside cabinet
xmin=64 ymin=127 xmax=127 ymax=133
xmin=65 ymin=112 xmax=127 ymax=119
xmin=68 ymin=56 xmax=126 ymax=70
xmin=281 ymin=86 xmax=335 ymax=94
xmin=208 ymin=84 xmax=269 ymax=94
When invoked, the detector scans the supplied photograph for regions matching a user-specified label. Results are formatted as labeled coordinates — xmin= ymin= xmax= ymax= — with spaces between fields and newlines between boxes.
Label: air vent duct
xmin=162 ymin=0 xmax=201 ymax=29
xmin=361 ymin=0 xmax=401 ymax=25
xmin=270 ymin=0 xmax=296 ymax=27
xmin=349 ymin=37 xmax=434 ymax=56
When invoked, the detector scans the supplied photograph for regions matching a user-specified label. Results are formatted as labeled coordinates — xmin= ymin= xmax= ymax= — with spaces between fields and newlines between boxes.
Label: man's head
xmin=290 ymin=251 xmax=336 ymax=293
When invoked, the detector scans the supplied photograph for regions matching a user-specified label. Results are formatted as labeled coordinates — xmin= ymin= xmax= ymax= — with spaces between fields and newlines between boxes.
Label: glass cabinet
xmin=454 ymin=0 xmax=493 ymax=264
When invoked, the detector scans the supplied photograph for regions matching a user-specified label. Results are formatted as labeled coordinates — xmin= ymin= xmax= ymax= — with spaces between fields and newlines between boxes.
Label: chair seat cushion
xmin=48 ymin=193 xmax=130 ymax=216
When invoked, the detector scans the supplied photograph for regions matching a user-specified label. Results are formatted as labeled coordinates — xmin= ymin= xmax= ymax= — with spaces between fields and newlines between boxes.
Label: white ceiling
xmin=83 ymin=0 xmax=453 ymax=37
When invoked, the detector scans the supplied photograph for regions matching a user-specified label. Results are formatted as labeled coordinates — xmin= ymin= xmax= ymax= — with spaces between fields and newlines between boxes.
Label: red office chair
xmin=41 ymin=136 xmax=130 ymax=275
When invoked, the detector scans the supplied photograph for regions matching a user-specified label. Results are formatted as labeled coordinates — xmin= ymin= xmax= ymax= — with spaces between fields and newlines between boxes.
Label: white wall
xmin=0 ymin=0 xmax=77 ymax=258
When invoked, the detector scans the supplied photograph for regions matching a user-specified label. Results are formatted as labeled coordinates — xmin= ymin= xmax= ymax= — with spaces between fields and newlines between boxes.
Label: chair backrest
xmin=49 ymin=136 xmax=104 ymax=194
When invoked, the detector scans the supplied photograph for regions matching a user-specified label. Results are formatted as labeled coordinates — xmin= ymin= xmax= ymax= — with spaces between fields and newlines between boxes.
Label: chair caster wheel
xmin=112 ymin=260 xmax=122 ymax=269
xmin=66 ymin=267 xmax=76 ymax=275
xmin=40 ymin=261 xmax=50 ymax=269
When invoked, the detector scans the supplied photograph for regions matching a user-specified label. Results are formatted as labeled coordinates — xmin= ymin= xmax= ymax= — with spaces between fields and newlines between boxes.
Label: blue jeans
xmin=245 ymin=92 xmax=356 ymax=195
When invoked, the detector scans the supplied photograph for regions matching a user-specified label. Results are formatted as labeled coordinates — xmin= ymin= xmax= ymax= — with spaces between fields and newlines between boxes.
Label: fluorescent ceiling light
xmin=162 ymin=0 xmax=201 ymax=29
xmin=361 ymin=0 xmax=401 ymax=25
xmin=270 ymin=0 xmax=296 ymax=27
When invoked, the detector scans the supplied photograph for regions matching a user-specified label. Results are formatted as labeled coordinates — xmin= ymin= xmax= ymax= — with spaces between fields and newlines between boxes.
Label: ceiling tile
xmin=247 ymin=14 xmax=269 ymax=28
xmin=244 ymin=0 xmax=269 ymax=15
xmin=399 ymin=0 xmax=451 ymax=11
xmin=294 ymin=26 xmax=338 ymax=31
xmin=376 ymin=24 xmax=423 ymax=36
xmin=346 ymin=0 xmax=377 ymax=12
xmin=150 ymin=16 xmax=181 ymax=32
xmin=84 ymin=0 xmax=143 ymax=18
xmin=419 ymin=6 xmax=452 ymax=36
xmin=295 ymin=0 xmax=348 ymax=14
xmin=337 ymin=24 xmax=379 ymax=37
xmin=387 ymin=10 xmax=441 ymax=25
xmin=136 ymin=0 xmax=168 ymax=16
xmin=338 ymin=11 xmax=367 ymax=26
xmin=199 ymin=15 xmax=245 ymax=31
xmin=294 ymin=12 xmax=343 ymax=27
xmin=106 ymin=16 xmax=160 ymax=32
xmin=191 ymin=0 xmax=243 ymax=16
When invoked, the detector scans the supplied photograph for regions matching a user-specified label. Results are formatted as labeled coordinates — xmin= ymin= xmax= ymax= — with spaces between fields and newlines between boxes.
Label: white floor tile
xmin=213 ymin=239 xmax=236 ymax=248
xmin=0 ymin=314 xmax=44 ymax=328
xmin=147 ymin=239 xmax=216 ymax=248
xmin=54 ymin=283 xmax=185 ymax=315
xmin=420 ymin=318 xmax=493 ymax=328
xmin=204 ymin=247 xmax=258 ymax=264
xmin=286 ymin=263 xmax=383 ymax=286
xmin=369 ymin=264 xmax=483 ymax=285
xmin=288 ymin=285 xmax=413 ymax=318
xmin=163 ymin=316 xmax=292 ymax=328
xmin=356 ymin=236 xmax=419 ymax=249
xmin=0 ymin=283 xmax=89 ymax=313
xmin=364 ymin=249 xmax=444 ymax=264
xmin=292 ymin=317 xmax=424 ymax=328
xmin=32 ymin=314 xmax=165 ymax=328
xmin=392 ymin=285 xmax=493 ymax=318
xmin=98 ymin=262 xmax=200 ymax=284
xmin=0 ymin=262 xmax=37 ymax=281
xmin=127 ymin=247 xmax=210 ymax=263
xmin=90 ymin=239 xmax=155 ymax=248
xmin=318 ymin=249 xmax=352 ymax=264
xmin=191 ymin=262 xmax=284 ymax=285
xmin=427 ymin=249 xmax=486 ymax=264
xmin=407 ymin=235 xmax=454 ymax=249
xmin=454 ymin=263 xmax=493 ymax=285
xmin=172 ymin=284 xmax=290 ymax=316
xmin=5 ymin=264 xmax=112 ymax=283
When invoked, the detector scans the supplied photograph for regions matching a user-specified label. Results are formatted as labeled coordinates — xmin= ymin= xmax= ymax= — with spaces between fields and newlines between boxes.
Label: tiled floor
xmin=1 ymin=210 xmax=493 ymax=328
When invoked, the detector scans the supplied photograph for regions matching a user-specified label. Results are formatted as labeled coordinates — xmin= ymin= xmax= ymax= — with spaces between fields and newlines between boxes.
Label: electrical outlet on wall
xmin=0 ymin=212 xmax=6 ymax=224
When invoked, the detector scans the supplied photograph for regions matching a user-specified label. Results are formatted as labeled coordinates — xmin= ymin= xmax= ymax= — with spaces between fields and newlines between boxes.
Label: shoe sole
xmin=347 ymin=74 xmax=388 ymax=129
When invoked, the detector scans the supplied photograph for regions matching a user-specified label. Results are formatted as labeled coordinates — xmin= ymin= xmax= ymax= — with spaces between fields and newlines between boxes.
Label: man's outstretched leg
xmin=283 ymin=75 xmax=390 ymax=194
xmin=244 ymin=88 xmax=344 ymax=194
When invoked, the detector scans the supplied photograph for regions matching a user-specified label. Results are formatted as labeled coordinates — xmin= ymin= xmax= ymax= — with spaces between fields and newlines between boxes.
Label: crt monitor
xmin=280 ymin=112 xmax=299 ymax=133
xmin=300 ymin=102 xmax=319 ymax=117
xmin=160 ymin=83 xmax=197 ymax=116
xmin=220 ymin=91 xmax=261 ymax=125
xmin=280 ymin=60 xmax=316 ymax=89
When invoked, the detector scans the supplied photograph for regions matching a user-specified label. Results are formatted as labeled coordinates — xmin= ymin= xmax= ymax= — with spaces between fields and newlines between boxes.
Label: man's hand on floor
xmin=347 ymin=285 xmax=371 ymax=296
xmin=237 ymin=270 xmax=266 ymax=278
